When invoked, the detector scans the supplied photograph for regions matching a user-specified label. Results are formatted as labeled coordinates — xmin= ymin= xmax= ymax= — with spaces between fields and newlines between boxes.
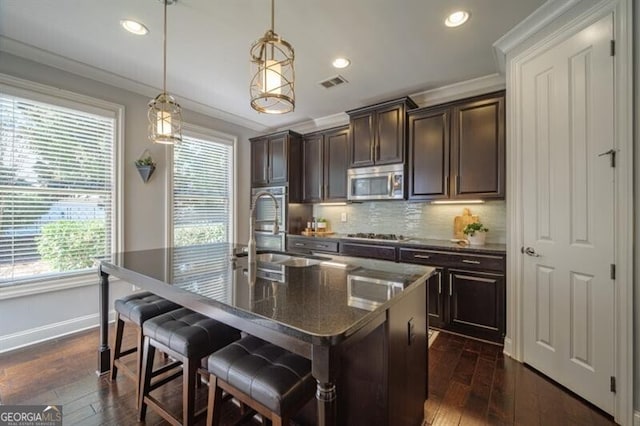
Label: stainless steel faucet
xmin=247 ymin=191 xmax=280 ymax=263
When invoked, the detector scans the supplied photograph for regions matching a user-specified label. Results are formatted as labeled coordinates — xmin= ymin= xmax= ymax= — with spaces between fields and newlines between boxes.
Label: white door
xmin=521 ymin=14 xmax=615 ymax=414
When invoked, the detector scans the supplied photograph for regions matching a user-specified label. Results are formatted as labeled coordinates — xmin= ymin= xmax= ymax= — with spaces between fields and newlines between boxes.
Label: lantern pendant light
xmin=249 ymin=0 xmax=295 ymax=114
xmin=148 ymin=0 xmax=182 ymax=144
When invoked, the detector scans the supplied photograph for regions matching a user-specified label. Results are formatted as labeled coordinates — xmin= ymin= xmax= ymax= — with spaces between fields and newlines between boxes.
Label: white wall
xmin=0 ymin=52 xmax=256 ymax=352
xmin=633 ymin=0 xmax=639 ymax=416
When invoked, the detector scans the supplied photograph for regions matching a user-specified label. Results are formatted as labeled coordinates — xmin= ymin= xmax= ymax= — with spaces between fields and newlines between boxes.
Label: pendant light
xmin=249 ymin=0 xmax=295 ymax=114
xmin=148 ymin=0 xmax=182 ymax=144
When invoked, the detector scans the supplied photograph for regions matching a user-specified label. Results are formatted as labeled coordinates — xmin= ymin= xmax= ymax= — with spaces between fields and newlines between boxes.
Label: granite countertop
xmin=101 ymin=243 xmax=434 ymax=345
xmin=288 ymin=233 xmax=506 ymax=255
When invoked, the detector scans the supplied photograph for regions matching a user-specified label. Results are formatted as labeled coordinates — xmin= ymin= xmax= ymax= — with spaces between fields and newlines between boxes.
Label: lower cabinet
xmin=427 ymin=268 xmax=446 ymax=328
xmin=399 ymin=247 xmax=505 ymax=343
xmin=447 ymin=269 xmax=505 ymax=342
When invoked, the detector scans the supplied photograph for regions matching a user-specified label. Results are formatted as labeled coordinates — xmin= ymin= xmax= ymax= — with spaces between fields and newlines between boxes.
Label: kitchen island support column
xmin=313 ymin=344 xmax=337 ymax=426
xmin=97 ymin=268 xmax=110 ymax=375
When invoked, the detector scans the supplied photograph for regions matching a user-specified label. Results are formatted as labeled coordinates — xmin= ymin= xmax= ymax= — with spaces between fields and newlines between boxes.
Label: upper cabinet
xmin=302 ymin=126 xmax=349 ymax=203
xmin=408 ymin=91 xmax=505 ymax=201
xmin=347 ymin=97 xmax=418 ymax=168
xmin=250 ymin=130 xmax=303 ymax=199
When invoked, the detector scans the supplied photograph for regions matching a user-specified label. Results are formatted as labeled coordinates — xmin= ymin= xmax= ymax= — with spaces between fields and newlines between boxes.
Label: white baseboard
xmin=502 ymin=336 xmax=513 ymax=358
xmin=0 ymin=311 xmax=115 ymax=354
xmin=633 ymin=410 xmax=640 ymax=426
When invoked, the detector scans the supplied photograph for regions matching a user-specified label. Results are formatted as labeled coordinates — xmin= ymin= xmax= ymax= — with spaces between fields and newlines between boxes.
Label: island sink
xmin=255 ymin=252 xmax=323 ymax=267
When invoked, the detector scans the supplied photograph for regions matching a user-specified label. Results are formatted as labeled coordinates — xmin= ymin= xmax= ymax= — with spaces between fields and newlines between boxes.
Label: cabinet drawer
xmin=399 ymin=248 xmax=504 ymax=272
xmin=287 ymin=238 xmax=338 ymax=253
xmin=340 ymin=242 xmax=396 ymax=261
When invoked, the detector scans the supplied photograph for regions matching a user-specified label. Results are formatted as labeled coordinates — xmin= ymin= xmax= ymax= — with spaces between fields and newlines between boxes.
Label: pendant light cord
xmin=163 ymin=0 xmax=168 ymax=94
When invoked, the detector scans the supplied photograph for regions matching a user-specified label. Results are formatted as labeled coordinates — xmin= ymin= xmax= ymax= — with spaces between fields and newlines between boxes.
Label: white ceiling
xmin=0 ymin=0 xmax=545 ymax=131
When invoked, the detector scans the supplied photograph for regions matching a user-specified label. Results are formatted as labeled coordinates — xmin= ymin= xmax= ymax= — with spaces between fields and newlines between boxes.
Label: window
xmin=172 ymin=127 xmax=235 ymax=247
xmin=0 ymin=80 xmax=120 ymax=286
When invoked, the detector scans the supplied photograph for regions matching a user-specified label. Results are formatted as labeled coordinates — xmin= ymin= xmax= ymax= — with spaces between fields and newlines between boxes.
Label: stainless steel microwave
xmin=347 ymin=164 xmax=405 ymax=201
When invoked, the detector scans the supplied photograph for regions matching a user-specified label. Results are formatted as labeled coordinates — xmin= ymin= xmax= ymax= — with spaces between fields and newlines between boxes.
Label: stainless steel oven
xmin=251 ymin=186 xmax=287 ymax=250
xmin=252 ymin=186 xmax=287 ymax=232
xmin=347 ymin=163 xmax=405 ymax=201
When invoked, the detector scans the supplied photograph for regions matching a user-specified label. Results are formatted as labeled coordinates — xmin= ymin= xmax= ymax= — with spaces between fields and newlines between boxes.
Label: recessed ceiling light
xmin=120 ymin=19 xmax=149 ymax=35
xmin=445 ymin=11 xmax=470 ymax=27
xmin=332 ymin=58 xmax=351 ymax=69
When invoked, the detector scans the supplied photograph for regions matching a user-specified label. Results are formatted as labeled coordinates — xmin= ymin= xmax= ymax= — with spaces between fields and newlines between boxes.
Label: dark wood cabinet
xmin=407 ymin=107 xmax=450 ymax=200
xmin=451 ymin=94 xmax=505 ymax=199
xmin=426 ymin=268 xmax=446 ymax=328
xmin=347 ymin=97 xmax=417 ymax=168
xmin=448 ymin=269 xmax=505 ymax=342
xmin=407 ymin=91 xmax=505 ymax=201
xmin=287 ymin=235 xmax=339 ymax=254
xmin=340 ymin=241 xmax=397 ymax=261
xmin=250 ymin=130 xmax=303 ymax=200
xmin=302 ymin=126 xmax=349 ymax=203
xmin=398 ymin=247 xmax=505 ymax=343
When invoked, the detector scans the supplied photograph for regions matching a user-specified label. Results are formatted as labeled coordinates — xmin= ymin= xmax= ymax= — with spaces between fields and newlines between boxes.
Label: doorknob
xmin=521 ymin=246 xmax=542 ymax=257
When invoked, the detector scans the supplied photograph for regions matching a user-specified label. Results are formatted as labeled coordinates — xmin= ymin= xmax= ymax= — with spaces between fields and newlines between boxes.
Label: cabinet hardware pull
xmin=449 ymin=274 xmax=453 ymax=296
xmin=462 ymin=259 xmax=481 ymax=264
xmin=438 ymin=272 xmax=442 ymax=294
xmin=294 ymin=243 xmax=304 ymax=246
xmin=414 ymin=254 xmax=431 ymax=259
xmin=318 ymin=244 xmax=328 ymax=248
xmin=455 ymin=175 xmax=460 ymax=195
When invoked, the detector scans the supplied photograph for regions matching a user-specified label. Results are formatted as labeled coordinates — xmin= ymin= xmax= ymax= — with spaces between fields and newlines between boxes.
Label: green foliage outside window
xmin=174 ymin=224 xmax=225 ymax=247
xmin=36 ymin=220 xmax=106 ymax=271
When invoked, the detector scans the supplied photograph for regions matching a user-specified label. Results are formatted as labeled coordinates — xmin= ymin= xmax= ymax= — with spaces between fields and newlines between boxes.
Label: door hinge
xmin=610 ymin=40 xmax=615 ymax=56
xmin=598 ymin=149 xmax=616 ymax=167
xmin=610 ymin=264 xmax=616 ymax=280
xmin=610 ymin=376 xmax=616 ymax=393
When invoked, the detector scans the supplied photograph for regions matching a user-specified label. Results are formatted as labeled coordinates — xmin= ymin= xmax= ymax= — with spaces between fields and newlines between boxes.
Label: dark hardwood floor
xmin=0 ymin=327 xmax=615 ymax=425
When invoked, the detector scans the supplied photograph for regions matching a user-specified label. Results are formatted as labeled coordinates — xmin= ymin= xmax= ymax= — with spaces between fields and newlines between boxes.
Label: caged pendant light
xmin=249 ymin=0 xmax=295 ymax=114
xmin=148 ymin=0 xmax=182 ymax=144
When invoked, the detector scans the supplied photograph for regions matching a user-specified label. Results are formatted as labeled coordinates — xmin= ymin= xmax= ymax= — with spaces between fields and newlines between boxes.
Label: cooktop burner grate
xmin=346 ymin=233 xmax=408 ymax=241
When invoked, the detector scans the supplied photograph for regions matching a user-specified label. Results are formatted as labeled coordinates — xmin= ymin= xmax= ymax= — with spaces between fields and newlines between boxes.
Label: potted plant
xmin=463 ymin=222 xmax=489 ymax=246
xmin=135 ymin=155 xmax=156 ymax=183
xmin=316 ymin=218 xmax=328 ymax=231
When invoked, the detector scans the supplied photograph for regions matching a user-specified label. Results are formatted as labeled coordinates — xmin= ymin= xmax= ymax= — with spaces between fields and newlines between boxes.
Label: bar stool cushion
xmin=143 ymin=308 xmax=239 ymax=358
xmin=208 ymin=335 xmax=314 ymax=414
xmin=115 ymin=291 xmax=180 ymax=325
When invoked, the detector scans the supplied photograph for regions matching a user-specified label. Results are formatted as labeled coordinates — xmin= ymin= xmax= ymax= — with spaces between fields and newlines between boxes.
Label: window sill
xmin=0 ymin=273 xmax=122 ymax=301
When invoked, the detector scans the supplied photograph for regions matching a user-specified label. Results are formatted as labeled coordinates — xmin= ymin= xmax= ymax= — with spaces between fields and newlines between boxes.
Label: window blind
xmin=173 ymin=133 xmax=233 ymax=247
xmin=0 ymin=92 xmax=115 ymax=284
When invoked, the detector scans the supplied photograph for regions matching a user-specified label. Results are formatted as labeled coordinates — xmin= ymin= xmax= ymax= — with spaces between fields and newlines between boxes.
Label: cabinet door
xmin=324 ymin=127 xmax=349 ymax=202
xmin=407 ymin=107 xmax=450 ymax=200
xmin=427 ymin=269 xmax=445 ymax=328
xmin=251 ymin=138 xmax=269 ymax=186
xmin=450 ymin=94 xmax=505 ymax=199
xmin=268 ymin=135 xmax=288 ymax=184
xmin=349 ymin=112 xmax=375 ymax=167
xmin=376 ymin=103 xmax=405 ymax=165
xmin=448 ymin=269 xmax=505 ymax=343
xmin=302 ymin=134 xmax=323 ymax=202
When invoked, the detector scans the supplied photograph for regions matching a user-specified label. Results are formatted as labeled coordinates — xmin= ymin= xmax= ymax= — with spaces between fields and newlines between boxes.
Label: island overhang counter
xmin=97 ymin=243 xmax=434 ymax=426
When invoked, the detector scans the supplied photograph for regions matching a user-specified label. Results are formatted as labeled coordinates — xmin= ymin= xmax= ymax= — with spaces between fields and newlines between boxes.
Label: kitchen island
xmin=97 ymin=243 xmax=434 ymax=426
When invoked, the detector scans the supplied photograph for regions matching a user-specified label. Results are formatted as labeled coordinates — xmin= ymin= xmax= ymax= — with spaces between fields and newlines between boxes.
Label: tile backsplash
xmin=313 ymin=200 xmax=506 ymax=244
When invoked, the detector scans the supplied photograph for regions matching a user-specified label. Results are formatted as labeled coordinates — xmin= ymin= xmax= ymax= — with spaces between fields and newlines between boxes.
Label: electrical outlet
xmin=341 ymin=212 xmax=347 ymax=222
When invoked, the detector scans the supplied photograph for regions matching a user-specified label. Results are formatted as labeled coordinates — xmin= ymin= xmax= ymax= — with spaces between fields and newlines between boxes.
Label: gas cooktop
xmin=345 ymin=233 xmax=410 ymax=242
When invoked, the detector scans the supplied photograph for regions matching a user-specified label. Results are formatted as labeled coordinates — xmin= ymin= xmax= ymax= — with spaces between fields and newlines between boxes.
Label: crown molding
xmin=409 ymin=73 xmax=505 ymax=108
xmin=0 ymin=36 xmax=268 ymax=132
xmin=279 ymin=112 xmax=350 ymax=134
xmin=493 ymin=0 xmax=581 ymax=73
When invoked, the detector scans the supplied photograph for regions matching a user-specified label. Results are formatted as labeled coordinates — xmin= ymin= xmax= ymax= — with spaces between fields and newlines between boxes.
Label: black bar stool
xmin=110 ymin=291 xmax=181 ymax=405
xmin=138 ymin=308 xmax=240 ymax=426
xmin=206 ymin=335 xmax=315 ymax=426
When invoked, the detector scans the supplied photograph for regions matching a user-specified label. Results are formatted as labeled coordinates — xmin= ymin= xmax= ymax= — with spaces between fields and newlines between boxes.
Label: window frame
xmin=0 ymin=73 xmax=124 ymax=299
xmin=166 ymin=123 xmax=238 ymax=248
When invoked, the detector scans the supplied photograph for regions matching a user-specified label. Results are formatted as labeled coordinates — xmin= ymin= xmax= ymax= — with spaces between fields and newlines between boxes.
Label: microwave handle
xmin=388 ymin=174 xmax=393 ymax=196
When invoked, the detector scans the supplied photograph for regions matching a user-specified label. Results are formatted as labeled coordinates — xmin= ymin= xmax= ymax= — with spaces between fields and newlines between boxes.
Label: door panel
xmin=251 ymin=138 xmax=269 ymax=186
xmin=350 ymin=113 xmax=374 ymax=167
xmin=376 ymin=105 xmax=403 ymax=165
xmin=302 ymin=134 xmax=323 ymax=202
xmin=269 ymin=135 xmax=287 ymax=184
xmin=324 ymin=127 xmax=349 ymax=201
xmin=521 ymin=14 xmax=614 ymax=413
